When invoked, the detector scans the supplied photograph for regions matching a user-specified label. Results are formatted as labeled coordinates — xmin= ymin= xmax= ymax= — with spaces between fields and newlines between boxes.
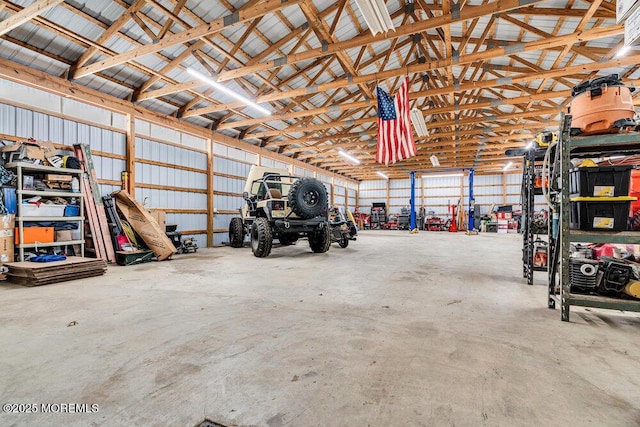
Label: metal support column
xmin=468 ymin=168 xmax=475 ymax=231
xmin=410 ymin=171 xmax=416 ymax=230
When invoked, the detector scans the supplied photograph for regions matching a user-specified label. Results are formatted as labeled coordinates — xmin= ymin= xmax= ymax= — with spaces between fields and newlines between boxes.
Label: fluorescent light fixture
xmin=616 ymin=45 xmax=631 ymax=58
xmin=376 ymin=171 xmax=388 ymax=179
xmin=422 ymin=173 xmax=464 ymax=178
xmin=186 ymin=68 xmax=271 ymax=116
xmin=503 ymin=161 xmax=513 ymax=171
xmin=338 ymin=150 xmax=360 ymax=164
xmin=353 ymin=0 xmax=395 ymax=36
xmin=609 ymin=155 xmax=625 ymax=160
xmin=429 ymin=155 xmax=440 ymax=167
xmin=410 ymin=108 xmax=429 ymax=137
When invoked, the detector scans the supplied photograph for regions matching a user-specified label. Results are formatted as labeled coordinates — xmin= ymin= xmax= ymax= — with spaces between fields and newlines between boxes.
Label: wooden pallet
xmin=74 ymin=143 xmax=116 ymax=263
xmin=6 ymin=256 xmax=107 ymax=287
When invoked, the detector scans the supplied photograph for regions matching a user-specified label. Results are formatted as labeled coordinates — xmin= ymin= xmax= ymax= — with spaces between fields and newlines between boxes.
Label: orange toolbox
xmin=569 ymin=74 xmax=636 ymax=136
xmin=15 ymin=227 xmax=55 ymax=244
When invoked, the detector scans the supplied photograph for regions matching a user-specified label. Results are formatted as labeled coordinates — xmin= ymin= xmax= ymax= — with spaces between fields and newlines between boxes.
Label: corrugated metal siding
xmin=0 ymin=101 xmax=127 ymax=190
xmin=294 ymin=166 xmax=314 ymax=177
xmin=213 ymin=143 xmax=258 ymax=164
xmin=357 ymin=173 xmax=524 ymax=216
xmin=0 ymin=79 xmax=125 ymax=128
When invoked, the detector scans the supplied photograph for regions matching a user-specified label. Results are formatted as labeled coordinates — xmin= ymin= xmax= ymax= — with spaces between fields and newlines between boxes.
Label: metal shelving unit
xmin=547 ymin=115 xmax=640 ymax=321
xmin=7 ymin=162 xmax=85 ymax=261
xmin=521 ymin=146 xmax=549 ymax=285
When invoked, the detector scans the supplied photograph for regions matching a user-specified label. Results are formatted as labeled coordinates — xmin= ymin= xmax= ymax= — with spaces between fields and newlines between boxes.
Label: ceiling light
xmin=503 ymin=162 xmax=513 ymax=171
xmin=353 ymin=0 xmax=395 ymax=36
xmin=338 ymin=150 xmax=360 ymax=164
xmin=422 ymin=173 xmax=464 ymax=178
xmin=429 ymin=155 xmax=440 ymax=167
xmin=410 ymin=108 xmax=429 ymax=137
xmin=376 ymin=171 xmax=388 ymax=179
xmin=186 ymin=68 xmax=271 ymax=116
xmin=616 ymin=45 xmax=631 ymax=58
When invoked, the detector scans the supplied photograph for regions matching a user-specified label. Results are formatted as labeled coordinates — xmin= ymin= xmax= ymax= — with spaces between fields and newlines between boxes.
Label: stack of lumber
xmin=74 ymin=143 xmax=116 ymax=263
xmin=5 ymin=257 xmax=107 ymax=286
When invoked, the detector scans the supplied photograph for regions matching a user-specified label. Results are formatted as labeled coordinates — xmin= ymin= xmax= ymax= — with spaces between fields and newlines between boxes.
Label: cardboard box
xmin=148 ymin=209 xmax=166 ymax=231
xmin=112 ymin=190 xmax=177 ymax=261
xmin=1 ymin=141 xmax=45 ymax=162
xmin=0 ymin=214 xmax=15 ymax=263
xmin=45 ymin=174 xmax=73 ymax=182
xmin=15 ymin=227 xmax=54 ymax=244
xmin=55 ymin=230 xmax=72 ymax=242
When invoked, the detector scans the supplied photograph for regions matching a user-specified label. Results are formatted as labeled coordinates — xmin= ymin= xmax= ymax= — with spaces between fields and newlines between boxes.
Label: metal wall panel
xmin=0 ymin=80 xmax=62 ymax=115
xmin=294 ymin=166 xmax=314 ymax=177
xmin=213 ymin=143 xmax=257 ymax=164
xmin=32 ymin=112 xmax=50 ymax=140
xmin=0 ymin=104 xmax=16 ymax=135
xmin=214 ymin=175 xmax=244 ymax=194
xmin=214 ymin=194 xmax=244 ymax=211
xmin=505 ymin=173 xmax=521 ymax=185
xmin=100 ymin=184 xmax=120 ymax=197
xmin=15 ymin=107 xmax=32 ymax=137
xmin=390 ymin=178 xmax=410 ymax=189
xmin=48 ymin=115 xmax=63 ymax=142
xmin=150 ymin=123 xmax=180 ymax=142
xmin=135 ymin=119 xmax=151 ymax=136
xmin=61 ymin=98 xmax=113 ymax=127
xmin=167 ymin=213 xmax=207 ymax=231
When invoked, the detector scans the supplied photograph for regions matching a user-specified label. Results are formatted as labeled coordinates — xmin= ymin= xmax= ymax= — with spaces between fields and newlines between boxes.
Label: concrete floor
xmin=1 ymin=231 xmax=640 ymax=427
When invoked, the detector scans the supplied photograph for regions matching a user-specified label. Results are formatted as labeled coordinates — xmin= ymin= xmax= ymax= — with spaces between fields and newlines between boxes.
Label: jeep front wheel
xmin=229 ymin=217 xmax=245 ymax=248
xmin=251 ymin=217 xmax=273 ymax=257
xmin=309 ymin=225 xmax=331 ymax=253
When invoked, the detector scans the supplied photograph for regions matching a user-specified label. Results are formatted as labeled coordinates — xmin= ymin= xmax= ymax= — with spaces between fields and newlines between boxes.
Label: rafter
xmin=71 ymin=0 xmax=304 ymax=79
xmin=0 ymin=0 xmax=64 ymax=36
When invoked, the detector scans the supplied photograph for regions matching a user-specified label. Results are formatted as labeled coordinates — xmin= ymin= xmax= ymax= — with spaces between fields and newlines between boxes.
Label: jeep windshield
xmin=250 ymin=174 xmax=297 ymax=198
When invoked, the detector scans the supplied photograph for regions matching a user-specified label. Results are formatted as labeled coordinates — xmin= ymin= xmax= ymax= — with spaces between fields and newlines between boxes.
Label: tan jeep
xmin=228 ymin=166 xmax=331 ymax=257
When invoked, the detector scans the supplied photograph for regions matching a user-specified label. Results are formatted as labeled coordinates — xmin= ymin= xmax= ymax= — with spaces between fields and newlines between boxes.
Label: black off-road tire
xmin=309 ymin=225 xmax=331 ymax=253
xmin=278 ymin=234 xmax=298 ymax=246
xmin=338 ymin=235 xmax=349 ymax=248
xmin=251 ymin=217 xmax=273 ymax=257
xmin=229 ymin=217 xmax=245 ymax=248
xmin=288 ymin=177 xmax=327 ymax=219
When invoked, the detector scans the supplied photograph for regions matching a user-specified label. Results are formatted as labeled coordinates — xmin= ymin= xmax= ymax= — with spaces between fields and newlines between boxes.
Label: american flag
xmin=376 ymin=76 xmax=416 ymax=165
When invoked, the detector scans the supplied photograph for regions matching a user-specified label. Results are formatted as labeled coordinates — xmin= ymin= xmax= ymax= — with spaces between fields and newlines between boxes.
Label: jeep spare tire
xmin=288 ymin=177 xmax=327 ymax=219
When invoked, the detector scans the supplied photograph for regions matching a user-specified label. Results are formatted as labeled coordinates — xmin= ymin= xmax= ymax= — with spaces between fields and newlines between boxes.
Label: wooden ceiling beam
xmin=70 ymin=0 xmax=147 ymax=71
xmin=0 ymin=0 xmax=64 ymax=36
xmin=71 ymin=0 xmax=304 ymax=79
xmin=216 ymin=0 xmax=549 ymax=82
xmin=183 ymin=24 xmax=623 ymax=117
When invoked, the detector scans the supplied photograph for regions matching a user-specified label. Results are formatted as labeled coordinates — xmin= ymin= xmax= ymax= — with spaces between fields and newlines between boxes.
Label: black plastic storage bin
xmin=569 ymin=166 xmax=633 ymax=197
xmin=570 ymin=199 xmax=632 ymax=231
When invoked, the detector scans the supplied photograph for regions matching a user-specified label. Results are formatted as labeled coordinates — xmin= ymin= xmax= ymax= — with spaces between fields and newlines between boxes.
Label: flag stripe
xmin=376 ymin=76 xmax=416 ymax=166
